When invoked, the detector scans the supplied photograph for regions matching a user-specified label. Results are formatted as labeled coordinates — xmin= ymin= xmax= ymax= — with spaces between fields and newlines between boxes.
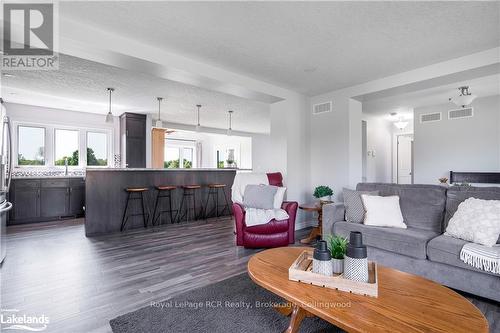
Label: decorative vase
xmin=319 ymin=195 xmax=331 ymax=203
xmin=344 ymin=231 xmax=369 ymax=283
xmin=312 ymin=240 xmax=332 ymax=276
xmin=331 ymin=258 xmax=344 ymax=274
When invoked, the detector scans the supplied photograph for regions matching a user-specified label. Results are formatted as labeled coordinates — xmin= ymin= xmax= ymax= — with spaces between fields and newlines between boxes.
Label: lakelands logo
xmin=2 ymin=2 xmax=59 ymax=70
xmin=1 ymin=309 xmax=50 ymax=331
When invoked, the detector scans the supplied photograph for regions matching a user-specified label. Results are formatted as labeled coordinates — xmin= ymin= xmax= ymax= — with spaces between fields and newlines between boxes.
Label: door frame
xmin=392 ymin=132 xmax=414 ymax=184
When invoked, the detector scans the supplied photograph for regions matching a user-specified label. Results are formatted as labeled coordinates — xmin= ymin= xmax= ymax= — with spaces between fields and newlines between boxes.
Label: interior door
xmin=397 ymin=135 xmax=413 ymax=184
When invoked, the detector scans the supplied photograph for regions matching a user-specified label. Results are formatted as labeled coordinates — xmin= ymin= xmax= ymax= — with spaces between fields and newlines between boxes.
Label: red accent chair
xmin=233 ymin=172 xmax=298 ymax=248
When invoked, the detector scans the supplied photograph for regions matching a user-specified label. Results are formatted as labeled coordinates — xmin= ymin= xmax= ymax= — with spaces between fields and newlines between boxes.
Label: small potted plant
xmin=327 ymin=234 xmax=348 ymax=274
xmin=313 ymin=185 xmax=334 ymax=203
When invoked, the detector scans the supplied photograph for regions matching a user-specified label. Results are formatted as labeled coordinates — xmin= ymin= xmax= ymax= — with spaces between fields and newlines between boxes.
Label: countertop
xmin=12 ymin=175 xmax=85 ymax=180
xmin=85 ymin=168 xmax=246 ymax=172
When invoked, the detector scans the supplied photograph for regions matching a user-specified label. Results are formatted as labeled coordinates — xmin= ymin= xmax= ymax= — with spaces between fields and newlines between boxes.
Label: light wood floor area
xmin=1 ymin=219 xmax=498 ymax=333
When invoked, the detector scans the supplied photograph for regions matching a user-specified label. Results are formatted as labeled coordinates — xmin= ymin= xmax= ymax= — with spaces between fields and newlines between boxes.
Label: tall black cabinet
xmin=120 ymin=113 xmax=147 ymax=168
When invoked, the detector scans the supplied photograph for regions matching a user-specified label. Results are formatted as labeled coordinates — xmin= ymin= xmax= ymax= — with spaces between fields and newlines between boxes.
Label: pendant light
xmin=105 ymin=88 xmax=114 ymax=123
xmin=155 ymin=97 xmax=163 ymax=128
xmin=227 ymin=110 xmax=234 ymax=136
xmin=195 ymin=104 xmax=201 ymax=132
xmin=449 ymin=86 xmax=476 ymax=107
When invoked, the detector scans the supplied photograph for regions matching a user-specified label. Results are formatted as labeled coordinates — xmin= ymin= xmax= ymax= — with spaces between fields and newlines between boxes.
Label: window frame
xmin=164 ymin=139 xmax=197 ymax=169
xmin=85 ymin=130 xmax=109 ymax=167
xmin=16 ymin=125 xmax=47 ymax=167
xmin=13 ymin=121 xmax=113 ymax=168
xmin=53 ymin=128 xmax=81 ymax=167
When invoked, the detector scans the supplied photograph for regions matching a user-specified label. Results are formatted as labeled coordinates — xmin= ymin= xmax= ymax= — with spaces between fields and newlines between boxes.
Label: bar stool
xmin=176 ymin=185 xmax=202 ymax=223
xmin=152 ymin=185 xmax=177 ymax=226
xmin=120 ymin=187 xmax=149 ymax=231
xmin=203 ymin=184 xmax=231 ymax=219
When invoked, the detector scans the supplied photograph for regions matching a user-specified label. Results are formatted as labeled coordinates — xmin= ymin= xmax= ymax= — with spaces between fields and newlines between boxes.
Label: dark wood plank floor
xmin=1 ymin=219 xmax=498 ymax=333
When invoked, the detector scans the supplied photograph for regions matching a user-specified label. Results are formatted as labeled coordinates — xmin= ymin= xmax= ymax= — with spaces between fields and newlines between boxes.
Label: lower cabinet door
xmin=13 ymin=189 xmax=40 ymax=220
xmin=40 ymin=188 xmax=68 ymax=217
xmin=69 ymin=187 xmax=85 ymax=216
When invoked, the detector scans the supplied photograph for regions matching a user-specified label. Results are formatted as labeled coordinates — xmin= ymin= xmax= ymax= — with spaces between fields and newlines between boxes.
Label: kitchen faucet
xmin=64 ymin=157 xmax=68 ymax=176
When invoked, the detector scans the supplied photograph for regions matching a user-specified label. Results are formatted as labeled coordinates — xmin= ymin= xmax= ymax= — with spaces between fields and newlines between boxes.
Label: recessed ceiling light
xmin=2 ymin=73 xmax=15 ymax=78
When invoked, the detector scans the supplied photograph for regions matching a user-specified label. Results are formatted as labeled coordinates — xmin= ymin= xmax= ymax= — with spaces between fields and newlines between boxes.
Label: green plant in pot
xmin=313 ymin=185 xmax=334 ymax=203
xmin=327 ymin=234 xmax=348 ymax=274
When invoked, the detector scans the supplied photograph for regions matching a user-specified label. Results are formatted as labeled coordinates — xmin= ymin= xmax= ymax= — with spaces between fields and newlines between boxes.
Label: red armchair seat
xmin=233 ymin=172 xmax=298 ymax=248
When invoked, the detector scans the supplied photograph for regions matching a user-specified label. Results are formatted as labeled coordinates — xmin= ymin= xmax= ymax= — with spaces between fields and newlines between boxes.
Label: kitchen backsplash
xmin=12 ymin=168 xmax=86 ymax=178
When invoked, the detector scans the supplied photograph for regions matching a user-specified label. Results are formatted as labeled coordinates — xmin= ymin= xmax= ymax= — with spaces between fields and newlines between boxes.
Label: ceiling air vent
xmin=420 ymin=112 xmax=441 ymax=124
xmin=312 ymin=101 xmax=332 ymax=115
xmin=449 ymin=107 xmax=473 ymax=120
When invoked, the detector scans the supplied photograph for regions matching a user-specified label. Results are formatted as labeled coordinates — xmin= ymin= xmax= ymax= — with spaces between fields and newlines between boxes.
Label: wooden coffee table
xmin=248 ymin=247 xmax=488 ymax=333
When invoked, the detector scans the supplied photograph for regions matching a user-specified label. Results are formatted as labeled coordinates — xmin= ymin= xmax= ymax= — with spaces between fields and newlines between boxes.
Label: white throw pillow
xmin=273 ymin=187 xmax=287 ymax=209
xmin=445 ymin=198 xmax=500 ymax=247
xmin=361 ymin=195 xmax=407 ymax=229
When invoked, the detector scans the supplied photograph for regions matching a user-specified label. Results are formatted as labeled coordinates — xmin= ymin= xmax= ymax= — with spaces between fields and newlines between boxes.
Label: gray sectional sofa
xmin=323 ymin=183 xmax=500 ymax=302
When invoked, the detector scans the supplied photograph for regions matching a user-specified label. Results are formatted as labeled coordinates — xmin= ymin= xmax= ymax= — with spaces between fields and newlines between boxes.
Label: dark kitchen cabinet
xmin=69 ymin=178 xmax=85 ymax=215
xmin=120 ymin=113 xmax=146 ymax=168
xmin=9 ymin=177 xmax=85 ymax=225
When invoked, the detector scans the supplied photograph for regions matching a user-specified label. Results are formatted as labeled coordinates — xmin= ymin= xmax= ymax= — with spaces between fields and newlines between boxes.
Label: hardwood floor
xmin=1 ymin=219 xmax=498 ymax=333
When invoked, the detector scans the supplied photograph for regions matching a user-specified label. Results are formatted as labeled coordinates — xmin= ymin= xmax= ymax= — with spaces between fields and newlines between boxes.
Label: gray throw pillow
xmin=343 ymin=188 xmax=379 ymax=223
xmin=243 ymin=185 xmax=278 ymax=209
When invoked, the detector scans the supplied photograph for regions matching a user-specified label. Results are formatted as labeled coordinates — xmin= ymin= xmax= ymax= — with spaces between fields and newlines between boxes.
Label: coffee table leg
xmin=284 ymin=304 xmax=307 ymax=333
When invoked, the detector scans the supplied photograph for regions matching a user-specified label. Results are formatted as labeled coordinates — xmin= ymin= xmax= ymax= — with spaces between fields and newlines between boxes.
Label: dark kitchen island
xmin=84 ymin=168 xmax=237 ymax=236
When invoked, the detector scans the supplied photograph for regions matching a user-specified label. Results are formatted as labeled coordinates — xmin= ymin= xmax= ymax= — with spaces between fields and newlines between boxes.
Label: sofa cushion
xmin=333 ymin=221 xmax=438 ymax=259
xmin=427 ymin=235 xmax=499 ymax=276
xmin=343 ymin=188 xmax=379 ymax=223
xmin=356 ymin=183 xmax=447 ymax=233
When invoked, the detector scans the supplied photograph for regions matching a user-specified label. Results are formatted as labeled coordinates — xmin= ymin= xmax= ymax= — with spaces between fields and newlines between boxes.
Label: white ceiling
xmin=1 ymin=55 xmax=271 ymax=134
xmin=60 ymin=1 xmax=500 ymax=96
xmin=363 ymin=74 xmax=500 ymax=118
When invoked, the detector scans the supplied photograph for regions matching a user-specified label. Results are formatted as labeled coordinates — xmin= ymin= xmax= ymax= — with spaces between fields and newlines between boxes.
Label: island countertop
xmin=85 ymin=168 xmax=246 ymax=172
xmin=84 ymin=168 xmax=236 ymax=236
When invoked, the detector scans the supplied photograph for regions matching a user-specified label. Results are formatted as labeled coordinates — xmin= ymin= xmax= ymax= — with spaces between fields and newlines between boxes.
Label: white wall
xmin=166 ymin=130 xmax=252 ymax=169
xmin=362 ymin=113 xmax=393 ymax=183
xmin=414 ymin=95 xmax=500 ymax=184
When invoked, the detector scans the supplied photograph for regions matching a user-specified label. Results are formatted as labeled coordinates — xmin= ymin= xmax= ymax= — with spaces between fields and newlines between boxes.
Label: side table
xmin=299 ymin=201 xmax=332 ymax=244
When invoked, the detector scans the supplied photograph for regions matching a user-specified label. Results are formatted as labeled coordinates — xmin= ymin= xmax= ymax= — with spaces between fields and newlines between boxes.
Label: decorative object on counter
xmin=226 ymin=149 xmax=236 ymax=168
xmin=312 ymin=240 xmax=333 ymax=276
xmin=195 ymin=104 xmax=202 ymax=132
xmin=438 ymin=177 xmax=449 ymax=186
xmin=344 ymin=231 xmax=369 ymax=283
xmin=226 ymin=110 xmax=234 ymax=136
xmin=313 ymin=185 xmax=334 ymax=203
xmin=327 ymin=234 xmax=347 ymax=274
xmin=113 ymin=154 xmax=121 ymax=168
xmin=105 ymin=87 xmax=114 ymax=123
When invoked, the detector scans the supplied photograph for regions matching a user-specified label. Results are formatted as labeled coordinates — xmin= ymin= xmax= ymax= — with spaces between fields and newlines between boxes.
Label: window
xmin=164 ymin=147 xmax=180 ymax=168
xmin=18 ymin=126 xmax=45 ymax=166
xmin=54 ymin=129 xmax=79 ymax=166
xmin=183 ymin=148 xmax=193 ymax=168
xmin=164 ymin=139 xmax=196 ymax=169
xmin=87 ymin=132 xmax=108 ymax=166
